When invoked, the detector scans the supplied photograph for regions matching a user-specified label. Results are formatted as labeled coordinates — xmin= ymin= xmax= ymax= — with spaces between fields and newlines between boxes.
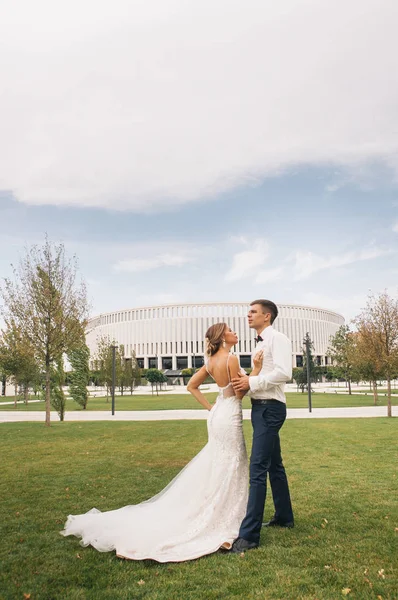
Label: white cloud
xmin=1 ymin=0 xmax=398 ymax=211
xmin=114 ymin=253 xmax=191 ymax=272
xmin=225 ymin=240 xmax=269 ymax=282
xmin=297 ymin=292 xmax=367 ymax=321
xmin=393 ymin=222 xmax=398 ymax=233
xmin=255 ymin=267 xmax=284 ymax=284
xmin=293 ymin=246 xmax=394 ymax=280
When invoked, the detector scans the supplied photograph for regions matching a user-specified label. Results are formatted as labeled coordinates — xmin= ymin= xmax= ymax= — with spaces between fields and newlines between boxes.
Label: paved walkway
xmin=0 ymin=406 xmax=395 ymax=423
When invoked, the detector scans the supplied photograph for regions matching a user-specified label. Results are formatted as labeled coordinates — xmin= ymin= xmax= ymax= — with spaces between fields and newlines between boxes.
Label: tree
xmin=0 ymin=321 xmax=41 ymax=406
xmin=295 ymin=333 xmax=317 ymax=393
xmin=122 ymin=351 xmax=141 ymax=395
xmin=49 ymin=357 xmax=66 ymax=421
xmin=118 ymin=345 xmax=128 ymax=396
xmin=68 ymin=343 xmax=90 ymax=409
xmin=354 ymin=292 xmax=398 ymax=417
xmin=130 ymin=352 xmax=141 ymax=394
xmin=0 ymin=237 xmax=89 ymax=425
xmin=181 ymin=368 xmax=194 ymax=386
xmin=292 ymin=367 xmax=308 ymax=393
xmin=93 ymin=336 xmax=122 ymax=401
xmin=146 ymin=368 xmax=165 ymax=395
xmin=328 ymin=325 xmax=356 ymax=395
xmin=350 ymin=329 xmax=385 ymax=405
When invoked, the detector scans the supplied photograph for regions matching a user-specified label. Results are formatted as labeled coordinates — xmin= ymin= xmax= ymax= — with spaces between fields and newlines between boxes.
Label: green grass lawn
xmin=1 ymin=419 xmax=397 ymax=599
xmin=0 ymin=391 xmax=397 ymax=412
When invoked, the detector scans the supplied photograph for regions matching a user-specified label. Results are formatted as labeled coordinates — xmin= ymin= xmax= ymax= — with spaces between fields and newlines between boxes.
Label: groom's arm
xmin=249 ymin=335 xmax=292 ymax=394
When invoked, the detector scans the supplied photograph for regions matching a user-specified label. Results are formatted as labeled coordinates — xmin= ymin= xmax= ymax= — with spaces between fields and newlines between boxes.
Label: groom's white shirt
xmin=248 ymin=325 xmax=292 ymax=404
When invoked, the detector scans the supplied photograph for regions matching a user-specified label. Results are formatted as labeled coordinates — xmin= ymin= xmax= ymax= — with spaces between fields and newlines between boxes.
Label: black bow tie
xmin=255 ymin=335 xmax=263 ymax=344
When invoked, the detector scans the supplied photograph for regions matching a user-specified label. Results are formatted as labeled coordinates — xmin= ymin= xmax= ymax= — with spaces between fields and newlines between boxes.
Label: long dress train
xmin=60 ymin=367 xmax=248 ymax=562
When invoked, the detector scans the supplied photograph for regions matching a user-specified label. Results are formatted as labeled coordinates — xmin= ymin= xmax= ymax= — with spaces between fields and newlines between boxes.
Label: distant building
xmin=86 ymin=302 xmax=345 ymax=370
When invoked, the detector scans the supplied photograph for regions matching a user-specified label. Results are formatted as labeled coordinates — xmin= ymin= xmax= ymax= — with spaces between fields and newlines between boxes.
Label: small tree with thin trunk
xmin=354 ymin=292 xmax=398 ymax=417
xmin=49 ymin=357 xmax=66 ymax=421
xmin=292 ymin=367 xmax=308 ymax=393
xmin=0 ymin=237 xmax=89 ymax=426
xmin=68 ymin=342 xmax=90 ymax=409
xmin=0 ymin=321 xmax=41 ymax=406
xmin=146 ymin=368 xmax=164 ymax=396
xmin=94 ymin=335 xmax=122 ymax=401
xmin=130 ymin=351 xmax=141 ymax=394
xmin=328 ymin=325 xmax=355 ymax=395
xmin=350 ymin=328 xmax=385 ymax=405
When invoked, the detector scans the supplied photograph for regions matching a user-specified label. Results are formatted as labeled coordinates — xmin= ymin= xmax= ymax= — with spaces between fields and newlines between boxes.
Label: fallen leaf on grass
xmin=240 ymin=552 xmax=245 ymax=558
xmin=324 ymin=565 xmax=331 ymax=570
xmin=137 ymin=580 xmax=145 ymax=585
xmin=363 ymin=568 xmax=369 ymax=575
xmin=23 ymin=595 xmax=31 ymax=599
xmin=377 ymin=596 xmax=383 ymax=599
xmin=76 ymin=554 xmax=82 ymax=559
xmin=341 ymin=588 xmax=351 ymax=596
xmin=378 ymin=569 xmax=385 ymax=579
xmin=394 ymin=527 xmax=398 ymax=532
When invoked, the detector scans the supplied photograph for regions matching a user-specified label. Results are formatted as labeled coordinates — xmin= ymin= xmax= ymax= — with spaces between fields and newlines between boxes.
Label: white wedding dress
xmin=61 ymin=357 xmax=248 ymax=562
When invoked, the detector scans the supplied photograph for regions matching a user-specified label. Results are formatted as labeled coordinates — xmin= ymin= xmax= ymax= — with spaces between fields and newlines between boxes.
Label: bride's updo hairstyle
xmin=205 ymin=323 xmax=227 ymax=357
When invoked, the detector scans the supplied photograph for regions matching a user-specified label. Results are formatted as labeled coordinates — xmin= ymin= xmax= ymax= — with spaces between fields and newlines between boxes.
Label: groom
xmin=231 ymin=299 xmax=294 ymax=553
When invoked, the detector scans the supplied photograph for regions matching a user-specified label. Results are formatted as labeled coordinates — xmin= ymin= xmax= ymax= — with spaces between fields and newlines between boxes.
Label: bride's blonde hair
xmin=205 ymin=323 xmax=227 ymax=357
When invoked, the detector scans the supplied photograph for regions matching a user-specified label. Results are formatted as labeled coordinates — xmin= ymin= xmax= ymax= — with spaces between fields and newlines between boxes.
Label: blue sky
xmin=1 ymin=0 xmax=398 ymax=322
xmin=1 ymin=165 xmax=397 ymax=322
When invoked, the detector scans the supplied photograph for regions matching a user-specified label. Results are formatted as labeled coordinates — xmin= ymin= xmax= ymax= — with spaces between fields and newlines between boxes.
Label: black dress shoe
xmin=263 ymin=517 xmax=294 ymax=528
xmin=230 ymin=538 xmax=258 ymax=553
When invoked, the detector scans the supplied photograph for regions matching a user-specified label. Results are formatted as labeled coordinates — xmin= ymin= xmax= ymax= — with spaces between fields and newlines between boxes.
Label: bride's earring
xmin=222 ymin=340 xmax=226 ymax=348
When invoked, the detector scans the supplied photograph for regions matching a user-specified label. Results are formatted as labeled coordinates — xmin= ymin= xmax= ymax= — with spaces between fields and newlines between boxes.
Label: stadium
xmin=86 ymin=302 xmax=345 ymax=372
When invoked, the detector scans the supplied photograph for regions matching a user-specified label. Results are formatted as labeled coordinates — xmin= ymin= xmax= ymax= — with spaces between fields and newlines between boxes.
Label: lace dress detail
xmin=61 ymin=355 xmax=248 ymax=562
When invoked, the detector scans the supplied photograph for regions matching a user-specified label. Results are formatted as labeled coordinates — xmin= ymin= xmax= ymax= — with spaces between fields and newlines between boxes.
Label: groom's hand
xmin=232 ymin=372 xmax=250 ymax=393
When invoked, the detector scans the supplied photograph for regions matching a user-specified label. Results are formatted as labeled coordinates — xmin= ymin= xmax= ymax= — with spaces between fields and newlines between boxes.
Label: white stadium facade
xmin=86 ymin=302 xmax=345 ymax=372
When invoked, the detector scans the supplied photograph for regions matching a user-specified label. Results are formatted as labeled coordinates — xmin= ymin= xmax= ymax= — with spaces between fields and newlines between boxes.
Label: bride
xmin=61 ymin=323 xmax=263 ymax=562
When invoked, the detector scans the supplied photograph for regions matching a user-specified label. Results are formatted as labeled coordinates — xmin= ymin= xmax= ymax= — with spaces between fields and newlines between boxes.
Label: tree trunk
xmin=387 ymin=376 xmax=392 ymax=418
xmin=372 ymin=380 xmax=378 ymax=405
xmin=348 ymin=379 xmax=352 ymax=395
xmin=45 ymin=360 xmax=51 ymax=426
xmin=24 ymin=385 xmax=29 ymax=404
xmin=14 ymin=383 xmax=18 ymax=408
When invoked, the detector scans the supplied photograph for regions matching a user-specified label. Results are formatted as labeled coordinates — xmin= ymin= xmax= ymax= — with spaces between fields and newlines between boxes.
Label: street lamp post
xmin=111 ymin=344 xmax=118 ymax=416
xmin=304 ymin=333 xmax=312 ymax=413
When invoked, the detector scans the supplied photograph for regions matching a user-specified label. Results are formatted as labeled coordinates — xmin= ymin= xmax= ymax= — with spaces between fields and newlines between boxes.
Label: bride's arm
xmin=228 ymin=355 xmax=246 ymax=400
xmin=187 ymin=366 xmax=213 ymax=410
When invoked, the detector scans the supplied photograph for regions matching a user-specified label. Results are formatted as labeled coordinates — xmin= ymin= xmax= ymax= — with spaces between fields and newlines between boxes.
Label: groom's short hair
xmin=250 ymin=299 xmax=278 ymax=324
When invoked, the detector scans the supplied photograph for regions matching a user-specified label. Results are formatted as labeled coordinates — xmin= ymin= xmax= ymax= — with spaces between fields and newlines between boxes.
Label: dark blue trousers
xmin=239 ymin=400 xmax=293 ymax=544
